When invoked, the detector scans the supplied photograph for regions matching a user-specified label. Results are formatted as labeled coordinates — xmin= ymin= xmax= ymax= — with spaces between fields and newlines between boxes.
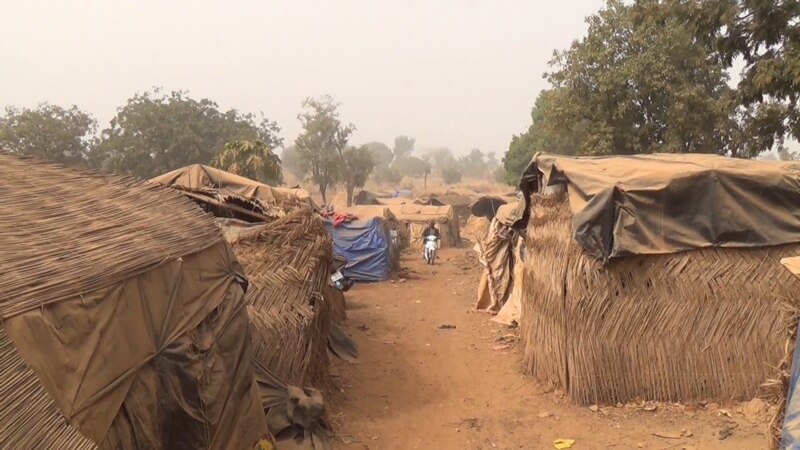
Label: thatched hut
xmin=518 ymin=152 xmax=800 ymax=406
xmin=0 ymin=154 xmax=268 ymax=449
xmin=153 ymin=165 xmax=340 ymax=387
xmin=223 ymin=209 xmax=335 ymax=388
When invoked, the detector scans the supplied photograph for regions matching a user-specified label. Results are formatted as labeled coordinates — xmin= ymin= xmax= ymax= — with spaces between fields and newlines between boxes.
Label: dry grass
xmin=523 ymin=194 xmax=800 ymax=405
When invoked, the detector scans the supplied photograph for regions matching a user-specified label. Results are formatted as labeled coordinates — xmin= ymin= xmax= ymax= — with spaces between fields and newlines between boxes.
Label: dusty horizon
xmin=0 ymin=0 xmax=607 ymax=155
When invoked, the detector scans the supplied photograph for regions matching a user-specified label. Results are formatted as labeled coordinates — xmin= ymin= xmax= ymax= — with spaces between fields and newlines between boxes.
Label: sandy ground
xmin=329 ymin=247 xmax=772 ymax=450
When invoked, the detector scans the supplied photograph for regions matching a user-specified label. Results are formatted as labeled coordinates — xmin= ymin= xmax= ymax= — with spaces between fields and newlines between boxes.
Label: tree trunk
xmin=424 ymin=173 xmax=428 ymax=191
xmin=320 ymin=184 xmax=328 ymax=205
xmin=346 ymin=184 xmax=354 ymax=207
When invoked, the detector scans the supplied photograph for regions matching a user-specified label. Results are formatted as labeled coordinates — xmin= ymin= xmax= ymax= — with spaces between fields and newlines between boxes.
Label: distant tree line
xmin=503 ymin=0 xmax=800 ymax=185
xmin=0 ymin=89 xmax=500 ymax=203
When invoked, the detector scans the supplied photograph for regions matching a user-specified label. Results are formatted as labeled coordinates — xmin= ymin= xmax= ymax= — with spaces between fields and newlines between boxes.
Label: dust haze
xmin=0 ymin=0 xmax=603 ymax=154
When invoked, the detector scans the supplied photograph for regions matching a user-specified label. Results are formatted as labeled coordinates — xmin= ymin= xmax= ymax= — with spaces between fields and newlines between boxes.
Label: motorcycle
xmin=423 ymin=235 xmax=439 ymax=265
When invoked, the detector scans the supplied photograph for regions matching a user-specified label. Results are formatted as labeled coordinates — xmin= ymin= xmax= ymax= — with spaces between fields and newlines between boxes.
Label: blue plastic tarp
xmin=783 ymin=322 xmax=800 ymax=449
xmin=392 ymin=189 xmax=413 ymax=198
xmin=325 ymin=218 xmax=391 ymax=282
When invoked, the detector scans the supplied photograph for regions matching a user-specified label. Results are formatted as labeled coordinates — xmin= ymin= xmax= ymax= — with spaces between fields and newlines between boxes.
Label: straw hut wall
xmin=523 ymin=194 xmax=800 ymax=405
xmin=226 ymin=208 xmax=334 ymax=387
xmin=0 ymin=154 xmax=267 ymax=449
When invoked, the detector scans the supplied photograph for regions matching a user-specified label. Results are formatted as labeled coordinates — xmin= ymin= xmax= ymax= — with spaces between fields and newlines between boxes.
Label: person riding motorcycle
xmin=422 ymin=220 xmax=441 ymax=263
xmin=422 ymin=220 xmax=440 ymax=241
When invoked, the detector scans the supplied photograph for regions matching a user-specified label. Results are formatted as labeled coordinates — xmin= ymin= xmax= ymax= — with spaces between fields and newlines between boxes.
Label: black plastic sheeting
xmin=518 ymin=152 xmax=800 ymax=261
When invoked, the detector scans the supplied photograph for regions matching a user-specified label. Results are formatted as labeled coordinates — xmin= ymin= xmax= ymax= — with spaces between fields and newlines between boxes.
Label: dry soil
xmin=329 ymin=247 xmax=769 ymax=450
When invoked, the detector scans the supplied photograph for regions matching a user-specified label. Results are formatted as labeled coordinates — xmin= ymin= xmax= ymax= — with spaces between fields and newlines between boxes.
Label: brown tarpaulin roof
xmin=520 ymin=152 xmax=800 ymax=260
xmin=150 ymin=163 xmax=312 ymax=204
xmin=0 ymin=154 xmax=267 ymax=449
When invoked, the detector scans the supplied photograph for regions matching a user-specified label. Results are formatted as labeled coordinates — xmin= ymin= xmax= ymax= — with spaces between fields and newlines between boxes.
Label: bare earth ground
xmin=329 ymin=247 xmax=771 ymax=450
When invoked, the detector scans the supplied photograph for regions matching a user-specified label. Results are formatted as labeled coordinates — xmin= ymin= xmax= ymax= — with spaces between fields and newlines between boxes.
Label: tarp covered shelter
xmin=150 ymin=164 xmax=313 ymax=220
xmin=519 ymin=152 xmax=800 ymax=405
xmin=0 ymin=154 xmax=267 ymax=449
xmin=342 ymin=205 xmax=405 ymax=250
xmin=475 ymin=201 xmax=525 ymax=324
xmin=520 ymin=152 xmax=800 ymax=261
xmin=325 ymin=217 xmax=393 ymax=282
xmin=353 ymin=190 xmax=388 ymax=205
xmin=469 ymin=196 xmax=508 ymax=219
xmin=384 ymin=204 xmax=461 ymax=248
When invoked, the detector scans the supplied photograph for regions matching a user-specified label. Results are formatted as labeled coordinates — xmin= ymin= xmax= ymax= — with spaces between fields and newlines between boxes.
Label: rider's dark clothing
xmin=423 ymin=225 xmax=440 ymax=239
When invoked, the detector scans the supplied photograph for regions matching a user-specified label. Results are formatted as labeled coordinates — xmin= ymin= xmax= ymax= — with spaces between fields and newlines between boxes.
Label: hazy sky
xmin=1 ymin=0 xmax=604 ymax=155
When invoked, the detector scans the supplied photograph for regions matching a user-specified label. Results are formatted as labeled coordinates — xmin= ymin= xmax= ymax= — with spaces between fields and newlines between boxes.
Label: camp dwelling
xmin=150 ymin=166 xmax=348 ymax=447
xmin=150 ymin=163 xmax=312 ymax=220
xmin=326 ymin=206 xmax=398 ymax=281
xmin=150 ymin=166 xmax=344 ymax=384
xmin=385 ymin=204 xmax=461 ymax=248
xmin=519 ymin=152 xmax=800 ymax=406
xmin=0 ymin=154 xmax=267 ymax=449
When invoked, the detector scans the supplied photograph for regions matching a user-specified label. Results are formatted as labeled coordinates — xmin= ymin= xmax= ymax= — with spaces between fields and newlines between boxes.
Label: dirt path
xmin=329 ymin=247 xmax=769 ymax=450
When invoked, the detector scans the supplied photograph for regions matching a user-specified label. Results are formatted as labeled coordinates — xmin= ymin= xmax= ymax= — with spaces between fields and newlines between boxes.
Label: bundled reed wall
xmin=230 ymin=208 xmax=334 ymax=387
xmin=523 ymin=194 xmax=800 ymax=405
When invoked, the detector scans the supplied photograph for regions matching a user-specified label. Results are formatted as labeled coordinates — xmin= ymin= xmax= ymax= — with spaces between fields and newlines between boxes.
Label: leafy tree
xmin=0 ymin=103 xmax=96 ymax=164
xmin=441 ymin=165 xmax=463 ymax=184
xmin=682 ymin=0 xmax=800 ymax=151
xmin=779 ymin=145 xmax=799 ymax=161
xmin=393 ymin=135 xmax=415 ymax=160
xmin=426 ymin=147 xmax=458 ymax=172
xmin=294 ymin=95 xmax=354 ymax=203
xmin=542 ymin=0 xmax=738 ymax=156
xmin=493 ymin=166 xmax=508 ymax=184
xmin=392 ymin=155 xmax=430 ymax=178
xmin=364 ymin=141 xmax=393 ymax=168
xmin=92 ymin=89 xmax=282 ymax=178
xmin=485 ymin=152 xmax=499 ymax=170
xmin=502 ymin=89 xmax=585 ymax=185
xmin=211 ymin=139 xmax=282 ymax=185
xmin=341 ymin=146 xmax=375 ymax=206
xmin=373 ymin=165 xmax=403 ymax=184
xmin=459 ymin=148 xmax=488 ymax=177
xmin=280 ymin=146 xmax=307 ymax=181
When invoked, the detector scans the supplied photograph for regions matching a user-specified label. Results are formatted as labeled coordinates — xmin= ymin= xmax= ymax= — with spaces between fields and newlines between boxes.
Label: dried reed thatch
xmin=0 ymin=327 xmax=95 ymax=449
xmin=228 ymin=208 xmax=334 ymax=387
xmin=0 ymin=153 xmax=268 ymax=449
xmin=523 ymin=194 xmax=800 ymax=405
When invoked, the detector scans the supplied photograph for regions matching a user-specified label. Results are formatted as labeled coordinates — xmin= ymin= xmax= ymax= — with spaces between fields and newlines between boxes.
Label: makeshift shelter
xmin=150 ymin=164 xmax=312 ymax=220
xmin=385 ymin=204 xmax=461 ymax=248
xmin=463 ymin=196 xmax=509 ymax=243
xmin=519 ymin=152 xmax=800 ymax=405
xmin=414 ymin=196 xmax=446 ymax=206
xmin=421 ymin=192 xmax=473 ymax=223
xmin=462 ymin=215 xmax=491 ymax=243
xmin=353 ymin=190 xmax=388 ymax=205
xmin=342 ymin=205 xmax=405 ymax=250
xmin=325 ymin=216 xmax=394 ymax=282
xmin=221 ymin=210 xmax=335 ymax=388
xmin=0 ymin=154 xmax=267 ymax=449
xmin=475 ymin=201 xmax=525 ymax=325
xmin=781 ymin=256 xmax=800 ymax=449
xmin=469 ymin=196 xmax=508 ymax=220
